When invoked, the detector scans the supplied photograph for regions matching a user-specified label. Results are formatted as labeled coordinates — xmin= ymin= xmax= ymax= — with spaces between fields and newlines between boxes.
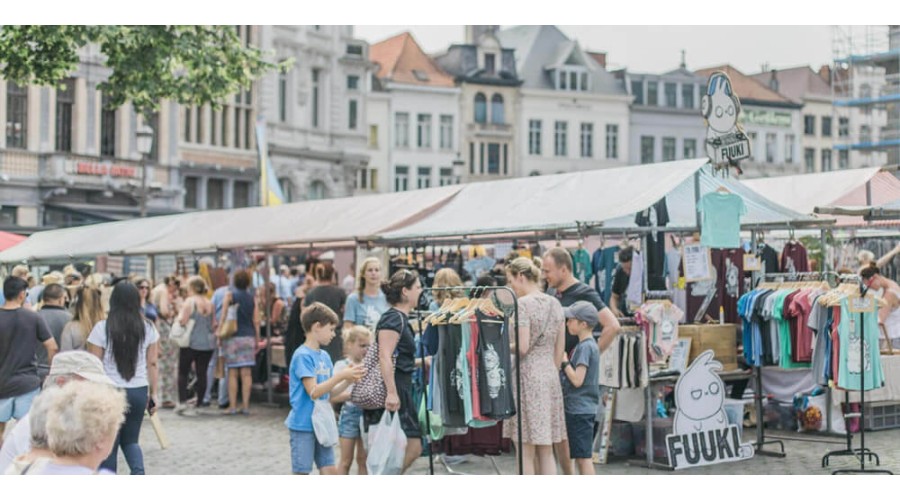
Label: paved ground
xmin=123 ymin=402 xmax=900 ymax=475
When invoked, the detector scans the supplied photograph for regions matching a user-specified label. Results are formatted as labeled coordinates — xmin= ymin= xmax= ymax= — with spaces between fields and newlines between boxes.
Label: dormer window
xmin=412 ymin=70 xmax=429 ymax=82
xmin=555 ymin=67 xmax=589 ymax=91
xmin=484 ymin=54 xmax=496 ymax=75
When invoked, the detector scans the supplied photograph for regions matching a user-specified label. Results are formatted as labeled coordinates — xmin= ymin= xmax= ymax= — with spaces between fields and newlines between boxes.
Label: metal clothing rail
xmin=414 ymin=285 xmax=524 ymax=476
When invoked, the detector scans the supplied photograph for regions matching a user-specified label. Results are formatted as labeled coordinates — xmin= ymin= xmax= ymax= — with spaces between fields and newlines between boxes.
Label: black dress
xmin=363 ymin=308 xmax=422 ymax=438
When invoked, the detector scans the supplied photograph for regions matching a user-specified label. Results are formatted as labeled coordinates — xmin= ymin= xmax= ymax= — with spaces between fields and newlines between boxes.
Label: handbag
xmin=217 ymin=302 xmax=239 ymax=339
xmin=170 ymin=303 xmax=196 ymax=348
xmin=350 ymin=312 xmax=403 ymax=410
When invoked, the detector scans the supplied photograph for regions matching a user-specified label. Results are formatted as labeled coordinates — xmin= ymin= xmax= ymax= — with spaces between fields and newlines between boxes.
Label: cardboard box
xmin=679 ymin=324 xmax=738 ymax=372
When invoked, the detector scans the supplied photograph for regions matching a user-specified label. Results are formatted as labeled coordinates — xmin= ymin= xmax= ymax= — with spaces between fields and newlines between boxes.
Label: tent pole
xmin=265 ymin=251 xmax=275 ymax=407
xmin=694 ymin=169 xmax=702 ymax=230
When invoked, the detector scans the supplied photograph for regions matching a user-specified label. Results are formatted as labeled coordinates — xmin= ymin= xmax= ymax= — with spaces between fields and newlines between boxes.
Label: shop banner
xmin=666 ymin=350 xmax=754 ymax=470
xmin=703 ymin=72 xmax=751 ymax=169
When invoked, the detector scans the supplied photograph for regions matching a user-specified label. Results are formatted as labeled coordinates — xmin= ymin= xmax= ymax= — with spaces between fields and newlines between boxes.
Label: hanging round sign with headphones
xmin=702 ymin=71 xmax=750 ymax=176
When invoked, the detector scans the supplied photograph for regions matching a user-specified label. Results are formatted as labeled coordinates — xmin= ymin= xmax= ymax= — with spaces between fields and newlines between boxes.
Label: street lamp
xmin=135 ymin=124 xmax=154 ymax=217
xmin=452 ymin=153 xmax=464 ymax=185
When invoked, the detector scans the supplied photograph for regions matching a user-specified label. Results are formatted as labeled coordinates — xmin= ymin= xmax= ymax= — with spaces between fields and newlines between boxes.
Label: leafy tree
xmin=0 ymin=25 xmax=289 ymax=117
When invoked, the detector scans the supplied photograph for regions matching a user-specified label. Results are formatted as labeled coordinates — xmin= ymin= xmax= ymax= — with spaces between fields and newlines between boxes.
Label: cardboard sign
xmin=743 ymin=254 xmax=761 ymax=272
xmin=668 ymin=338 xmax=692 ymax=373
xmin=702 ymin=72 xmax=751 ymax=169
xmin=848 ymin=295 xmax=876 ymax=314
xmin=682 ymin=244 xmax=712 ymax=282
xmin=666 ymin=350 xmax=754 ymax=470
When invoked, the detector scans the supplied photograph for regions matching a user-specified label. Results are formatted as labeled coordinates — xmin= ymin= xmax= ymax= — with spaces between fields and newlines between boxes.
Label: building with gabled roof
xmin=368 ymin=32 xmax=462 ymax=192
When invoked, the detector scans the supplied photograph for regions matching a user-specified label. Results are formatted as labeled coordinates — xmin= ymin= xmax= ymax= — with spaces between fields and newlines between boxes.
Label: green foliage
xmin=0 ymin=25 xmax=291 ymax=118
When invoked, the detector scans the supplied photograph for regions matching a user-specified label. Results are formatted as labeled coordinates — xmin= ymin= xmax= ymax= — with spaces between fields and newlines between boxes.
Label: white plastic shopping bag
xmin=366 ymin=411 xmax=407 ymax=475
xmin=312 ymin=400 xmax=339 ymax=448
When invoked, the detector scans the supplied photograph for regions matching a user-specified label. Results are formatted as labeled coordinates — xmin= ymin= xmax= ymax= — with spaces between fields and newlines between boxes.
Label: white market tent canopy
xmin=0 ymin=159 xmax=829 ymax=264
xmin=377 ymin=159 xmax=825 ymax=242
xmin=0 ymin=186 xmax=463 ymax=263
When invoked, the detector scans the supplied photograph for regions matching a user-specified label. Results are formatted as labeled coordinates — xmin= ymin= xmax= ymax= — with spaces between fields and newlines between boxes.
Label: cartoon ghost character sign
xmin=666 ymin=350 xmax=754 ymax=469
xmin=702 ymin=71 xmax=751 ymax=174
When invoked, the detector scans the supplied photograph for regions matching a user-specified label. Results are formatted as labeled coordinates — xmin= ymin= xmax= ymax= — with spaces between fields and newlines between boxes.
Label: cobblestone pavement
xmin=125 ymin=403 xmax=900 ymax=475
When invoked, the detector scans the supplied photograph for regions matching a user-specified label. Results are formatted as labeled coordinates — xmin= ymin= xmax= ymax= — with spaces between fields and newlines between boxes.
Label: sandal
xmin=239 ymin=408 xmax=250 ymax=416
xmin=222 ymin=409 xmax=239 ymax=416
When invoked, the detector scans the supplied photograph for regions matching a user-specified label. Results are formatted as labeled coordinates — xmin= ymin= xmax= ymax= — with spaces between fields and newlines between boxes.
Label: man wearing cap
xmin=0 ymin=277 xmax=57 ymax=446
xmin=0 ymin=351 xmax=115 ymax=471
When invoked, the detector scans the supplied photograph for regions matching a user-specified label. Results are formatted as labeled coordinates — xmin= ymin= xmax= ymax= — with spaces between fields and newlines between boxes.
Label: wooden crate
xmin=679 ymin=324 xmax=738 ymax=371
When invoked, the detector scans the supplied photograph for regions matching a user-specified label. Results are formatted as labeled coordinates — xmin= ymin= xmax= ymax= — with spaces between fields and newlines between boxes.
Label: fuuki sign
xmin=702 ymin=71 xmax=751 ymax=173
xmin=666 ymin=350 xmax=754 ymax=470
xmin=74 ymin=162 xmax=139 ymax=178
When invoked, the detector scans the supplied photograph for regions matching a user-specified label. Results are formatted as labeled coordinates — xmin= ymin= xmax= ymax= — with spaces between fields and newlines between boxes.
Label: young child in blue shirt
xmin=285 ymin=302 xmax=364 ymax=475
xmin=560 ymin=301 xmax=601 ymax=476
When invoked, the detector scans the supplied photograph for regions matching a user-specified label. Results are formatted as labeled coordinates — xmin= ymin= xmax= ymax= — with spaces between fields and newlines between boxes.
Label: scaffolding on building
xmin=831 ymin=25 xmax=900 ymax=168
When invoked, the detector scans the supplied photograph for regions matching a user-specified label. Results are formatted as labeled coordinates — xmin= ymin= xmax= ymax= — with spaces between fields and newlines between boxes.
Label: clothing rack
xmin=827 ymin=275 xmax=892 ymax=474
xmin=414 ymin=285 xmax=524 ymax=476
xmin=644 ymin=290 xmax=674 ymax=301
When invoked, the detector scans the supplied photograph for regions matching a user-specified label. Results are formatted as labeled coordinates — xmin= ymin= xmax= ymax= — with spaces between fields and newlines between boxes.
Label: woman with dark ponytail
xmin=87 ymin=281 xmax=159 ymax=475
xmin=363 ymin=269 xmax=423 ymax=474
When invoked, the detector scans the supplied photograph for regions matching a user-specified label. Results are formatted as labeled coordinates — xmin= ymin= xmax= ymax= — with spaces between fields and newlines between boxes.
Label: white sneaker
xmin=174 ymin=403 xmax=186 ymax=415
xmin=182 ymin=407 xmax=198 ymax=417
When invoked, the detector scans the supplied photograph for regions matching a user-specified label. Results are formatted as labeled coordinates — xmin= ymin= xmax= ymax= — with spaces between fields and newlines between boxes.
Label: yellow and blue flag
xmin=256 ymin=119 xmax=285 ymax=206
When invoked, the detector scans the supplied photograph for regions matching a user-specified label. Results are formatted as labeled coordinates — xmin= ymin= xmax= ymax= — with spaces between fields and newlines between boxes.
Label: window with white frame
xmin=839 ymin=150 xmax=849 ymax=169
xmin=348 ymin=99 xmax=358 ymax=130
xmin=647 ymin=81 xmax=658 ymax=106
xmin=665 ymin=83 xmax=677 ymax=107
xmin=474 ymin=93 xmax=487 ymax=123
xmin=683 ymin=138 xmax=697 ymax=159
xmin=417 ymin=166 xmax=431 ymax=189
xmin=4 ymin=81 xmax=27 ymax=149
xmin=682 ymin=83 xmax=694 ymax=109
xmin=804 ymin=148 xmax=815 ymax=172
xmin=785 ymin=134 xmax=795 ymax=163
xmin=394 ymin=166 xmax=409 ymax=192
xmin=821 ymin=149 xmax=833 ymax=171
xmin=640 ymin=136 xmax=655 ymax=164
xmin=487 ymin=143 xmax=500 ymax=174
xmin=439 ymin=115 xmax=453 ymax=150
xmin=662 ymin=137 xmax=676 ymax=161
xmin=439 ymin=167 xmax=454 ymax=186
xmin=554 ymin=121 xmax=567 ymax=157
xmin=556 ymin=68 xmax=589 ymax=91
xmin=605 ymin=124 xmax=618 ymax=159
xmin=395 ymin=112 xmax=409 ymax=148
xmin=580 ymin=123 xmax=593 ymax=158
xmin=490 ymin=94 xmax=504 ymax=124
xmin=417 ymin=113 xmax=432 ymax=148
xmin=529 ymin=120 xmax=542 ymax=156
xmin=765 ymin=133 xmax=777 ymax=163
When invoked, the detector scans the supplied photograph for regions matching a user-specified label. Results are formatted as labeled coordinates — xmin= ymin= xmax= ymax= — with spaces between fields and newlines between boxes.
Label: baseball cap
xmin=563 ymin=301 xmax=599 ymax=327
xmin=47 ymin=351 xmax=115 ymax=386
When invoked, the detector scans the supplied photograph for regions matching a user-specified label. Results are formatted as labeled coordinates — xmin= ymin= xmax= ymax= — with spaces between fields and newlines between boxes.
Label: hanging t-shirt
xmin=715 ymin=249 xmax=745 ymax=325
xmin=440 ymin=323 xmax=467 ymax=427
xmin=592 ymin=247 xmax=618 ymax=304
xmin=476 ymin=312 xmax=515 ymax=420
xmin=572 ymin=248 xmax=593 ymax=284
xmin=698 ymin=192 xmax=747 ymax=249
xmin=837 ymin=298 xmax=884 ymax=391
xmin=781 ymin=242 xmax=810 ymax=274
xmin=759 ymin=244 xmax=779 ymax=274
xmin=611 ymin=265 xmax=632 ymax=318
xmin=626 ymin=250 xmax=645 ymax=311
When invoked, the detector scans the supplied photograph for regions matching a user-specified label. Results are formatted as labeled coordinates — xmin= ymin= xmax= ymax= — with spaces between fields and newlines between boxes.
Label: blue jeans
xmin=0 ymin=387 xmax=40 ymax=422
xmin=289 ymin=430 xmax=335 ymax=474
xmin=101 ymin=387 xmax=148 ymax=475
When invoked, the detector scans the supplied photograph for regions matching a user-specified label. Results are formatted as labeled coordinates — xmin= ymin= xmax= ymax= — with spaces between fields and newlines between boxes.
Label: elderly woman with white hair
xmin=40 ymin=381 xmax=125 ymax=475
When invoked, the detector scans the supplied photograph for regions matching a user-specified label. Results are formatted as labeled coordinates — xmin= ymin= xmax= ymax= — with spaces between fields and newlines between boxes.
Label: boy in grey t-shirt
xmin=560 ymin=301 xmax=601 ymax=475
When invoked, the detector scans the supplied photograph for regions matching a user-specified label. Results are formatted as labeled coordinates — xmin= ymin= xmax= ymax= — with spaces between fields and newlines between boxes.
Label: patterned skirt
xmin=223 ymin=336 xmax=256 ymax=368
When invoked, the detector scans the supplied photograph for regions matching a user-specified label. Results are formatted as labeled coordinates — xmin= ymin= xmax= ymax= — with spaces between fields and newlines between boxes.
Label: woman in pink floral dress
xmin=503 ymin=257 xmax=567 ymax=475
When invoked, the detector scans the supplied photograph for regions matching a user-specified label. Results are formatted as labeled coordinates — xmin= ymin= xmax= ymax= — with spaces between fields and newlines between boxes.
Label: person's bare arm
xmin=302 ymin=366 xmax=364 ymax=400
xmin=87 ymin=343 xmax=104 ymax=359
xmin=218 ymin=293 xmax=232 ymax=329
xmin=563 ymin=363 xmax=588 ymax=388
xmin=609 ymin=293 xmax=624 ymax=317
xmin=597 ymin=307 xmax=621 ymax=352
xmin=178 ymin=298 xmax=193 ymax=326
xmin=43 ymin=338 xmax=59 ymax=365
xmin=877 ymin=243 xmax=900 ymax=269
xmin=379 ymin=329 xmax=400 ymax=410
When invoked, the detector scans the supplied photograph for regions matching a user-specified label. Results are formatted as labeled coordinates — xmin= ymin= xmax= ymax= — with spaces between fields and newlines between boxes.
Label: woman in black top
xmin=364 ymin=269 xmax=422 ymax=474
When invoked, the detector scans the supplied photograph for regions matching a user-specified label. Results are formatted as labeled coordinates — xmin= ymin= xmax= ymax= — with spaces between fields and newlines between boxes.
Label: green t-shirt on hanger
xmin=698 ymin=192 xmax=747 ymax=249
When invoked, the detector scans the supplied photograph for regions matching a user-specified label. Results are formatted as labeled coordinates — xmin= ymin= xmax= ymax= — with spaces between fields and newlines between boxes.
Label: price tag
xmin=848 ymin=296 xmax=875 ymax=314
xmin=743 ymin=254 xmax=761 ymax=272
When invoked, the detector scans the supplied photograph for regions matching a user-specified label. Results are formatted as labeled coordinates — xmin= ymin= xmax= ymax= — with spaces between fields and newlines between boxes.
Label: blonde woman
xmin=175 ymin=276 xmax=216 ymax=416
xmin=342 ymin=257 xmax=389 ymax=333
xmin=503 ymin=257 xmax=567 ymax=475
xmin=60 ymin=287 xmax=105 ymax=352
xmin=421 ymin=268 xmax=465 ymax=356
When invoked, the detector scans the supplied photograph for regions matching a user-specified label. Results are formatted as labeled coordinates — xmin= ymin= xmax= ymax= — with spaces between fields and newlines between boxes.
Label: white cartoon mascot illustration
xmin=673 ymin=351 xmax=728 ymax=435
xmin=702 ymin=72 xmax=749 ymax=171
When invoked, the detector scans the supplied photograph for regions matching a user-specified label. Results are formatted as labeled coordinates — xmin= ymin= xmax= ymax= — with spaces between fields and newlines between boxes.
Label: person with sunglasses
xmin=134 ymin=278 xmax=159 ymax=323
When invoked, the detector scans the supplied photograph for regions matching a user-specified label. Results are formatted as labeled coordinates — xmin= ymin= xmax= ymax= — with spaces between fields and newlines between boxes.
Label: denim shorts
xmin=289 ymin=430 xmax=335 ymax=474
xmin=339 ymin=403 xmax=363 ymax=439
xmin=565 ymin=412 xmax=596 ymax=459
xmin=0 ymin=388 xmax=40 ymax=423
